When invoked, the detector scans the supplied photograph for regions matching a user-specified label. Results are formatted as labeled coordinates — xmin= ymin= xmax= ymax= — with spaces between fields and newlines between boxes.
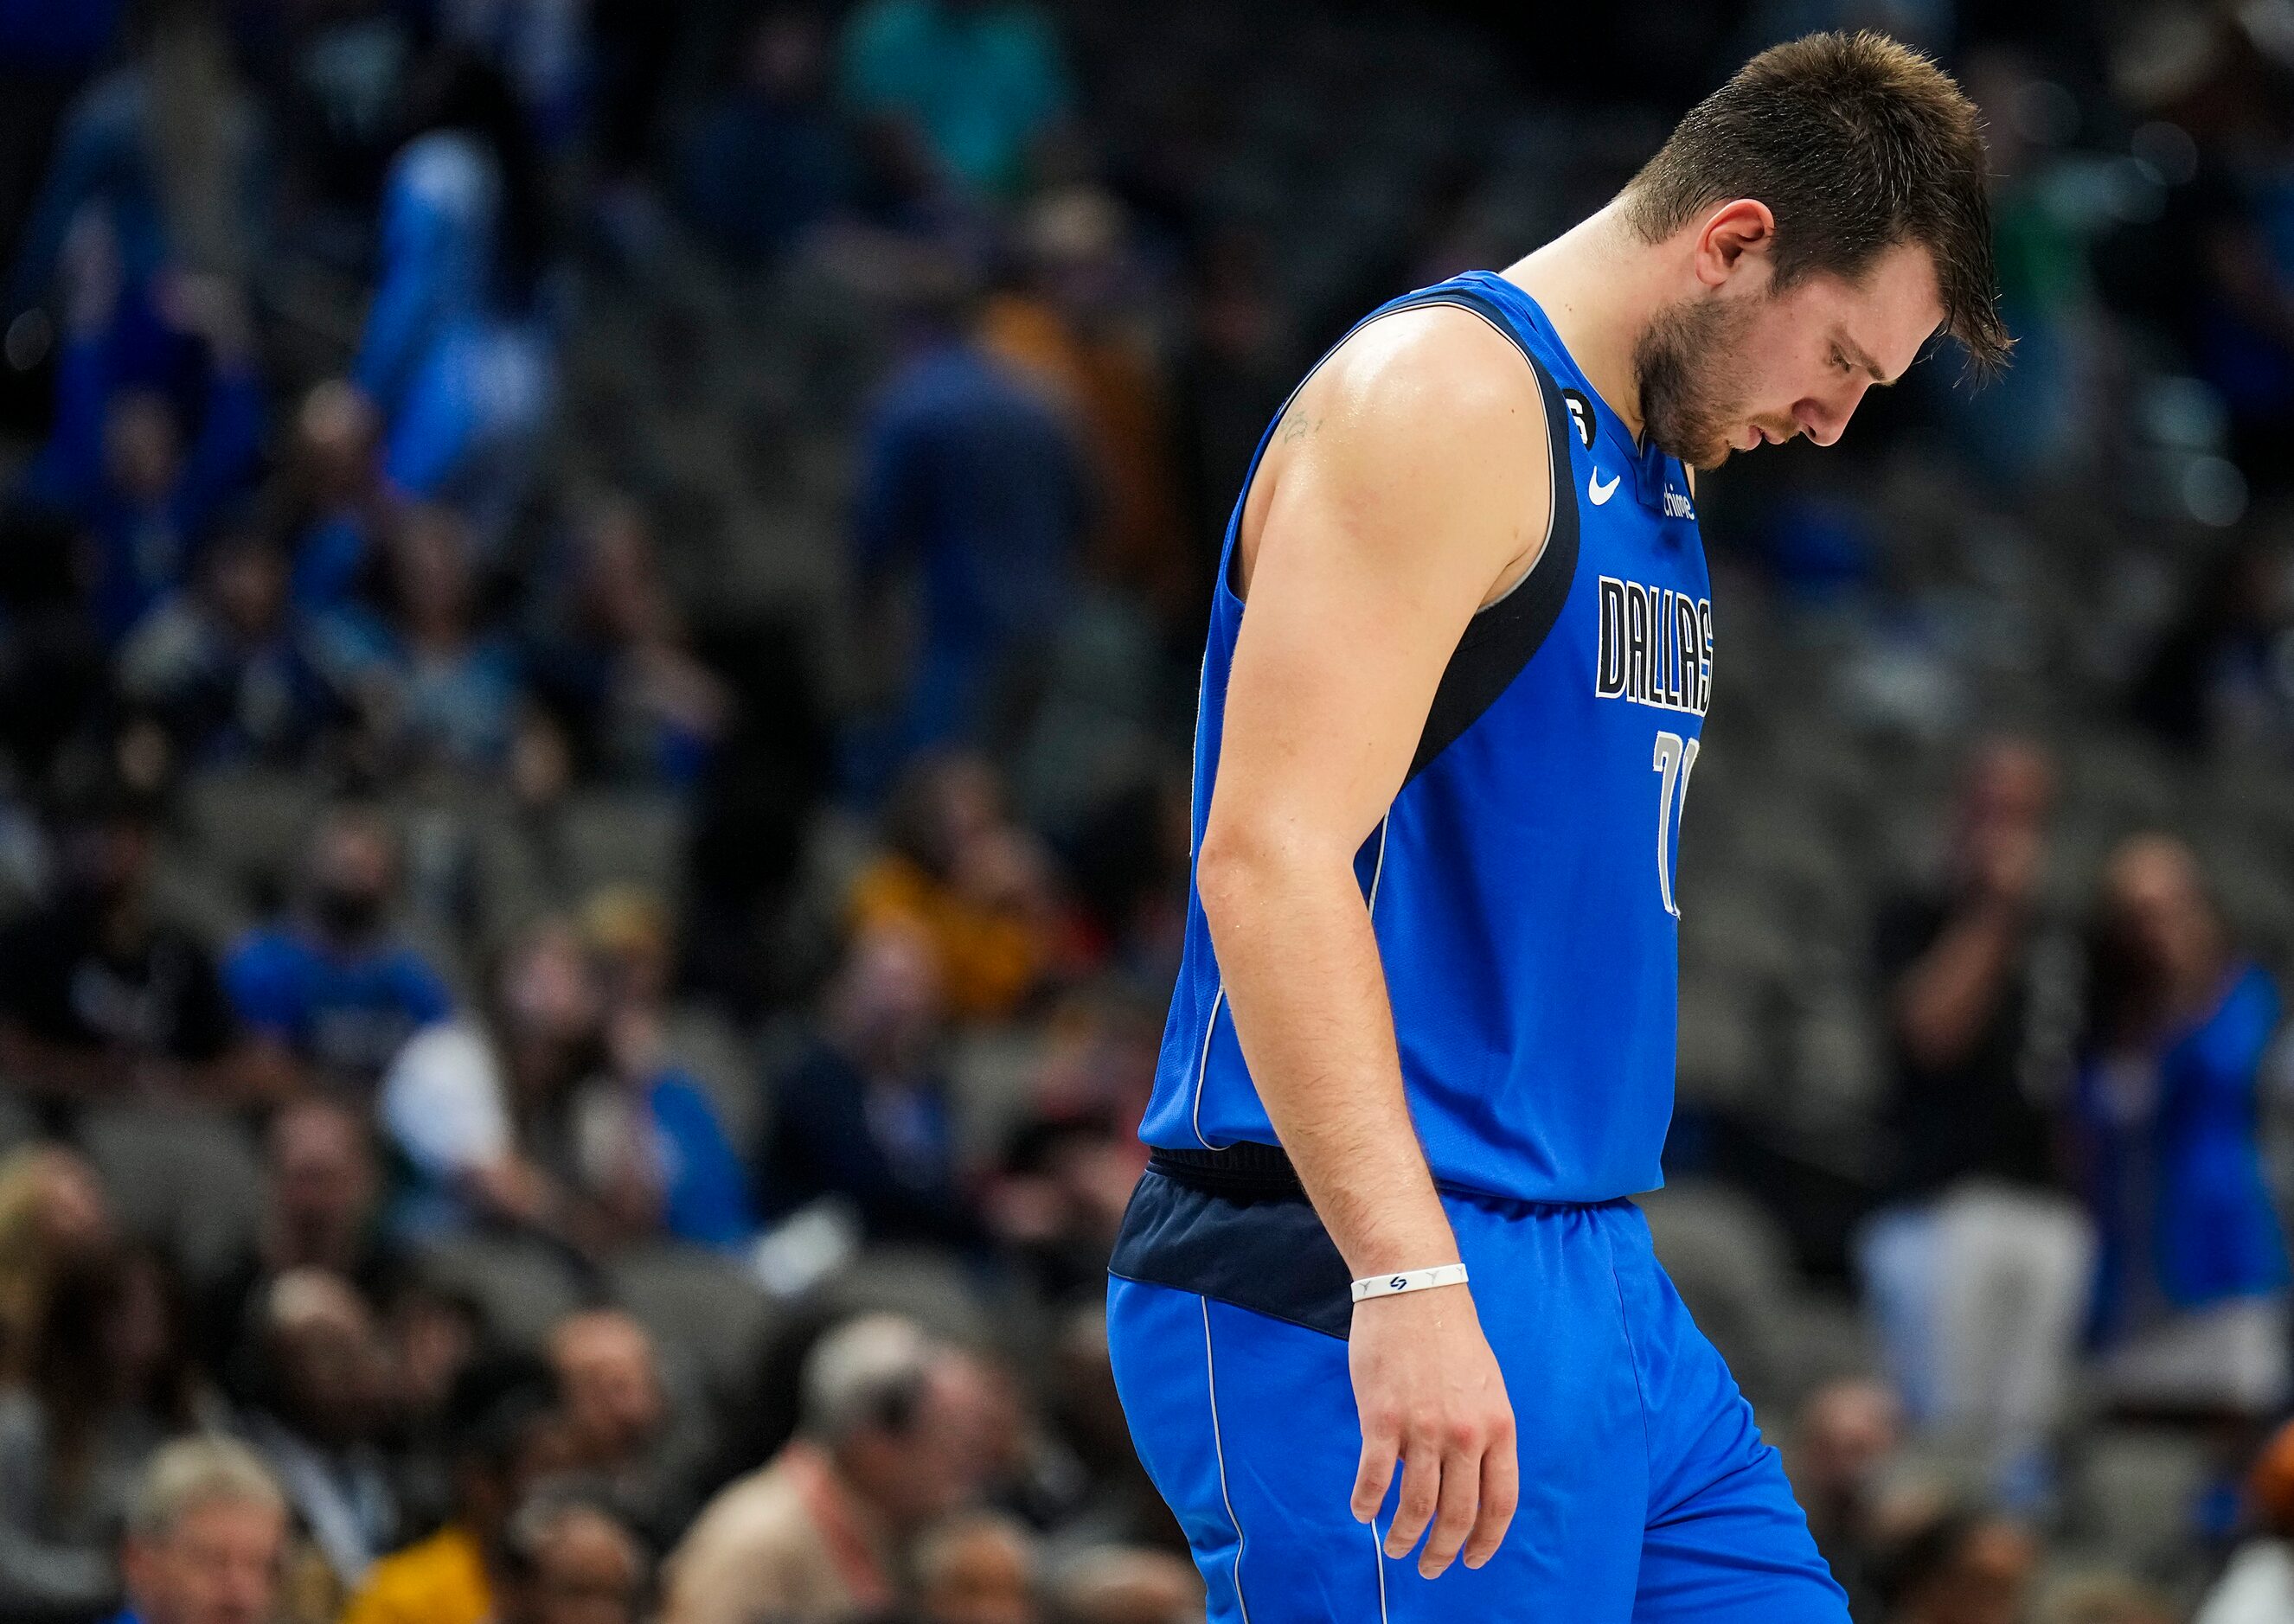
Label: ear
xmin=1690 ymin=199 xmax=1778 ymax=291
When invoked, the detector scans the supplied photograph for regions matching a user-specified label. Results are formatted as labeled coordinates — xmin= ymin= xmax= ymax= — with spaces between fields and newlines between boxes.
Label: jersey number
xmin=1651 ymin=732 xmax=1700 ymax=917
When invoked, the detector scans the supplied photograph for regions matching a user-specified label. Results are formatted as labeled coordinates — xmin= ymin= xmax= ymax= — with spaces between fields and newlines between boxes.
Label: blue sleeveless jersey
xmin=1138 ymin=270 xmax=1713 ymax=1205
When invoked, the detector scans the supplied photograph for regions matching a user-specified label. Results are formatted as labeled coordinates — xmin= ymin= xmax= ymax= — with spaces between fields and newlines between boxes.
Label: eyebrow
xmin=1835 ymin=333 xmax=1899 ymax=387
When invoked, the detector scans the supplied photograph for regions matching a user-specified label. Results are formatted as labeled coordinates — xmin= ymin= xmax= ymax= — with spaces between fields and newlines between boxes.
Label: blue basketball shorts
xmin=1105 ymin=1158 xmax=1849 ymax=1623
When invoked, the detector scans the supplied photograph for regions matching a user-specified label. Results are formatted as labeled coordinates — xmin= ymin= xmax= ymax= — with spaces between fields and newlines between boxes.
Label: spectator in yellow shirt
xmin=342 ymin=1356 xmax=567 ymax=1624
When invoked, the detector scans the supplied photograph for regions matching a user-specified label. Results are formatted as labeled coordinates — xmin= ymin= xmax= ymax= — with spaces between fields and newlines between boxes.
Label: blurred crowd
xmin=2 ymin=1 xmax=2294 ymax=1622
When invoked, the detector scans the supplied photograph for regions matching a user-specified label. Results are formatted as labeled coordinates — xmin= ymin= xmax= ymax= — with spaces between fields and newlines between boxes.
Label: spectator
xmin=20 ymin=219 xmax=262 ymax=643
xmin=545 ymin=1308 xmax=709 ymax=1545
xmin=271 ymin=381 xmax=388 ymax=617
xmin=491 ymin=1488 xmax=649 ymax=1624
xmin=4 ymin=1 xmax=261 ymax=316
xmin=913 ymin=1511 xmax=1036 ymax=1624
xmin=1874 ymin=1508 xmax=2039 ymax=1624
xmin=116 ymin=526 xmax=340 ymax=767
xmin=1037 ymin=1304 xmax=1178 ymax=1554
xmin=836 ymin=0 xmax=1072 ymax=200
xmin=232 ymin=1269 xmax=398 ymax=1614
xmin=1785 ymin=1378 xmax=1906 ymax=1620
xmin=0 ymin=782 xmax=280 ymax=1111
xmin=0 ymin=1143 xmax=115 ymax=1386
xmin=340 ymin=1353 xmax=567 ymax=1624
xmin=350 ymin=54 xmax=552 ymax=536
xmin=2166 ymin=29 xmax=2294 ymax=489
xmin=1043 ymin=1547 xmax=1201 ymax=1624
xmin=110 ymin=1436 xmax=286 ymax=1624
xmin=764 ymin=921 xmax=978 ymax=1244
xmin=980 ymin=187 xmax=1188 ymax=618
xmin=222 ymin=805 xmax=452 ymax=1094
xmin=232 ymin=5 xmax=415 ymax=282
xmin=850 ymin=754 xmax=1062 ymax=1021
xmin=195 ymin=1099 xmax=405 ymax=1399
xmin=847 ymin=296 xmax=1090 ymax=777
xmin=2129 ymin=527 xmax=2294 ymax=756
xmin=315 ymin=504 xmax=525 ymax=773
xmin=675 ymin=7 xmax=856 ymax=265
xmin=2075 ymin=834 xmax=2291 ymax=1417
xmin=0 ymin=1243 xmax=207 ymax=1620
xmin=982 ymin=989 xmax=1157 ymax=1303
xmin=661 ymin=1314 xmax=998 ymax=1624
xmin=1859 ymin=738 xmax=2089 ymax=1501
xmin=0 ymin=0 xmax=124 ymax=299
xmin=379 ymin=918 xmax=751 ymax=1250
xmin=525 ymin=499 xmax=727 ymax=789
xmin=2196 ymin=1412 xmax=2294 ymax=1623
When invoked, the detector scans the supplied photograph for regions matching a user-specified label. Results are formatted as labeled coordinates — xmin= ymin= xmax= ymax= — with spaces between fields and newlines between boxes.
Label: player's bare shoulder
xmin=1247 ymin=302 xmax=1554 ymax=609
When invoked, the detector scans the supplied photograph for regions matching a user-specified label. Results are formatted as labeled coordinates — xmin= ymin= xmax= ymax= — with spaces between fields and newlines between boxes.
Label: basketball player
xmin=1104 ymin=32 xmax=2009 ymax=1623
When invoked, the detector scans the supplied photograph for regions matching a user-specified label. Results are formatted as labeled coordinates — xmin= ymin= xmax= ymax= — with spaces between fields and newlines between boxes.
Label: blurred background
xmin=3 ymin=1 xmax=2294 ymax=1621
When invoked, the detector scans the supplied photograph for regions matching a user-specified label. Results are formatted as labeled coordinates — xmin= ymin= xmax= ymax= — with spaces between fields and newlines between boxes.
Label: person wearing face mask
xmin=222 ymin=805 xmax=453 ymax=1095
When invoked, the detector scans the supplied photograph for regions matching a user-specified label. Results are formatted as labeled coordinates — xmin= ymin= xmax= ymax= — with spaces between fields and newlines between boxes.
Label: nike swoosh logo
xmin=1588 ymin=469 xmax=1620 ymax=505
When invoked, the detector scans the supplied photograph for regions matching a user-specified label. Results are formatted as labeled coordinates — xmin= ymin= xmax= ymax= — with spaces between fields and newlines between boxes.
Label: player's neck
xmin=1496 ymin=203 xmax=1667 ymax=447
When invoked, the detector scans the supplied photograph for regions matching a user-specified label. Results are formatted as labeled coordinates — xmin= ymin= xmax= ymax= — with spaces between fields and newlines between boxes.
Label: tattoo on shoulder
xmin=1281 ymin=412 xmax=1318 ymax=443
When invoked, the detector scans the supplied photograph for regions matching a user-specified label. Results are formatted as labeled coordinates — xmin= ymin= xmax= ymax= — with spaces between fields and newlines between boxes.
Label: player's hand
xmin=1348 ymin=1282 xmax=1517 ymax=1578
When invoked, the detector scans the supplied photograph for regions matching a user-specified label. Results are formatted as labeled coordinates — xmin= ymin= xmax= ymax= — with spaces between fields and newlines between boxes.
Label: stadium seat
xmin=79 ymin=1102 xmax=266 ymax=1285
xmin=1638 ymin=1178 xmax=1805 ymax=1414
xmin=412 ymin=1232 xmax=589 ymax=1351
xmin=606 ymin=1242 xmax=779 ymax=1409
xmin=810 ymin=1243 xmax=997 ymax=1350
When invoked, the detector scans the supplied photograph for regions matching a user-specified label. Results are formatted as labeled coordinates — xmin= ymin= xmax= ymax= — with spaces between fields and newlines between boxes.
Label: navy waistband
xmin=1148 ymin=1141 xmax=1306 ymax=1200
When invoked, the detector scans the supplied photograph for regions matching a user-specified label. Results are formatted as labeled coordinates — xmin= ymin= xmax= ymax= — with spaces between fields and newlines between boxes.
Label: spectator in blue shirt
xmin=313 ymin=503 xmax=526 ymax=773
xmin=0 ymin=0 xmax=121 ymax=289
xmin=379 ymin=918 xmax=752 ymax=1252
xmin=849 ymin=291 xmax=1089 ymax=783
xmin=22 ymin=221 xmax=264 ymax=643
xmin=118 ymin=524 xmax=341 ymax=767
xmin=676 ymin=8 xmax=857 ymax=264
xmin=224 ymin=805 xmax=452 ymax=1094
xmin=352 ymin=55 xmax=553 ymax=542
xmin=763 ymin=920 xmax=981 ymax=1244
xmin=272 ymin=381 xmax=390 ymax=617
xmin=2074 ymin=833 xmax=2292 ymax=1419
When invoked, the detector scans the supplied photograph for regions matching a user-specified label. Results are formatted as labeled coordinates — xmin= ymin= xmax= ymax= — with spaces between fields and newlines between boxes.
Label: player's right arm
xmin=1195 ymin=305 xmax=1552 ymax=1580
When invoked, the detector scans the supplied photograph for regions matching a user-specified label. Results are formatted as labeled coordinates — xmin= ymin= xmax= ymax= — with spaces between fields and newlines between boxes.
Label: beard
xmin=1632 ymin=293 xmax=1757 ymax=470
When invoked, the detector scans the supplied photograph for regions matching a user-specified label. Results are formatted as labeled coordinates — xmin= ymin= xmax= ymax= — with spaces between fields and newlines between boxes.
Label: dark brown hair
xmin=1622 ymin=31 xmax=2010 ymax=374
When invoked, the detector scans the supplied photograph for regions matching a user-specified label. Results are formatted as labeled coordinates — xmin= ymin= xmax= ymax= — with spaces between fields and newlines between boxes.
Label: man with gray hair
xmin=110 ymin=1437 xmax=285 ymax=1624
xmin=660 ymin=1313 xmax=1002 ymax=1624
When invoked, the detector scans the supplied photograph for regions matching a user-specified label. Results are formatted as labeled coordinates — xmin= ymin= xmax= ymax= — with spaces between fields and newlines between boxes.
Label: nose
xmin=1796 ymin=378 xmax=1869 ymax=447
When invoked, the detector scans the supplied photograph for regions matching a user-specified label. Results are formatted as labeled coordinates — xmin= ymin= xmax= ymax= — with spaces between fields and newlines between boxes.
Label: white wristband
xmin=1350 ymin=1263 xmax=1470 ymax=1302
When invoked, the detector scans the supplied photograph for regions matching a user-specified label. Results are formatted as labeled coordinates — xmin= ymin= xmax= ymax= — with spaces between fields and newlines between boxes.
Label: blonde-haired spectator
xmin=116 ymin=1435 xmax=286 ymax=1624
xmin=0 ymin=1144 xmax=112 ymax=1384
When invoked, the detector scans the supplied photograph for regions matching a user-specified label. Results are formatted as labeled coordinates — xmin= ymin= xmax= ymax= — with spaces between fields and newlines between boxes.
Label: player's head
xmin=1617 ymin=30 xmax=2009 ymax=469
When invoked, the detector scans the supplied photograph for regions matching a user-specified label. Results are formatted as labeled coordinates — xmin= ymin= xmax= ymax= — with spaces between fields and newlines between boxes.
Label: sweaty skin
xmin=1197 ymin=200 xmax=1941 ymax=1582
